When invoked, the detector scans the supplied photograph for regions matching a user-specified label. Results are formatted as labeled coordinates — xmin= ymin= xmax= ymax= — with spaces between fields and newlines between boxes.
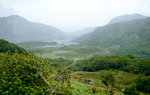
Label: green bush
xmin=0 ymin=52 xmax=72 ymax=94
xmin=0 ymin=52 xmax=52 ymax=94
xmin=136 ymin=76 xmax=150 ymax=93
xmin=123 ymin=83 xmax=140 ymax=95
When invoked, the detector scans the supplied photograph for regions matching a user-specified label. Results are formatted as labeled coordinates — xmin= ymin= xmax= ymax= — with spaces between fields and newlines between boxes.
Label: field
xmin=27 ymin=44 xmax=110 ymax=59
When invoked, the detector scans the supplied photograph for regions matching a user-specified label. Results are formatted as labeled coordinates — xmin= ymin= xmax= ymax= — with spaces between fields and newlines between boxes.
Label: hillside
xmin=0 ymin=52 xmax=72 ymax=95
xmin=0 ymin=39 xmax=26 ymax=53
xmin=75 ymin=17 xmax=150 ymax=57
xmin=73 ymin=27 xmax=97 ymax=36
xmin=17 ymin=41 xmax=58 ymax=48
xmin=0 ymin=15 xmax=65 ymax=42
xmin=108 ymin=13 xmax=146 ymax=24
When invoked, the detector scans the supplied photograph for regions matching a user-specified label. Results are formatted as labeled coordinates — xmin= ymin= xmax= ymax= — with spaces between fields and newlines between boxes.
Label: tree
xmin=101 ymin=72 xmax=115 ymax=95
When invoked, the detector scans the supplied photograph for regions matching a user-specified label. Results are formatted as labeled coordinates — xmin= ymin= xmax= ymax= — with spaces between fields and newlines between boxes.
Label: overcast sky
xmin=0 ymin=0 xmax=150 ymax=32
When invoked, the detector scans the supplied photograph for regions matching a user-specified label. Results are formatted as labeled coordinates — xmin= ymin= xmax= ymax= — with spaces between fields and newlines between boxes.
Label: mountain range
xmin=0 ymin=15 xmax=65 ymax=42
xmin=108 ymin=13 xmax=146 ymax=24
xmin=73 ymin=27 xmax=97 ymax=36
xmin=75 ymin=14 xmax=150 ymax=57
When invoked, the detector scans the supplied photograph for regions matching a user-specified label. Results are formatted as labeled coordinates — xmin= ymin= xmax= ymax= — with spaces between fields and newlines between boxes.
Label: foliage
xmin=0 ymin=39 xmax=27 ymax=54
xmin=17 ymin=41 xmax=57 ymax=48
xmin=71 ymin=81 xmax=102 ymax=95
xmin=48 ymin=58 xmax=73 ymax=69
xmin=123 ymin=83 xmax=140 ymax=95
xmin=72 ymin=70 xmax=140 ymax=95
xmin=75 ymin=17 xmax=150 ymax=58
xmin=30 ymin=45 xmax=109 ymax=59
xmin=76 ymin=55 xmax=150 ymax=75
xmin=136 ymin=76 xmax=150 ymax=93
xmin=0 ymin=52 xmax=72 ymax=94
xmin=101 ymin=72 xmax=115 ymax=95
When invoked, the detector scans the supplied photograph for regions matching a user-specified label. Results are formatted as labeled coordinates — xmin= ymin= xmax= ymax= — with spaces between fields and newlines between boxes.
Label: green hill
xmin=17 ymin=41 xmax=58 ymax=48
xmin=75 ymin=17 xmax=150 ymax=58
xmin=108 ymin=13 xmax=146 ymax=24
xmin=0 ymin=39 xmax=26 ymax=53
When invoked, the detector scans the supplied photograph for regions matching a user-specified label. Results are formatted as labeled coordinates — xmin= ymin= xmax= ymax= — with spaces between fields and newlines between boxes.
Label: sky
xmin=0 ymin=0 xmax=150 ymax=32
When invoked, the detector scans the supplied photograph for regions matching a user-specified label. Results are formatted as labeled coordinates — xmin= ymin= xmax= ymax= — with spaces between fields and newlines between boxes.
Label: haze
xmin=0 ymin=0 xmax=150 ymax=32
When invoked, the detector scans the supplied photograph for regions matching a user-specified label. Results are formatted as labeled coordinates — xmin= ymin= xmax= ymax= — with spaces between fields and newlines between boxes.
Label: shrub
xmin=123 ymin=83 xmax=140 ymax=95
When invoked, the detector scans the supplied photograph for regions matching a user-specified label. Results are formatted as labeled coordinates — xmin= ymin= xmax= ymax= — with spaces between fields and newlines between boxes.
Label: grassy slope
xmin=75 ymin=17 xmax=150 ymax=58
xmin=71 ymin=70 xmax=146 ymax=95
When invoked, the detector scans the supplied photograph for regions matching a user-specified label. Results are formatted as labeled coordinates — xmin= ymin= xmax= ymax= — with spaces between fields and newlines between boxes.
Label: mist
xmin=0 ymin=0 xmax=150 ymax=32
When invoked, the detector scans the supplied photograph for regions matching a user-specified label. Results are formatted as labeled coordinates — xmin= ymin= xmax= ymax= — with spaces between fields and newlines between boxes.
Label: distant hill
xmin=17 ymin=41 xmax=58 ymax=48
xmin=0 ymin=15 xmax=65 ymax=42
xmin=75 ymin=17 xmax=150 ymax=58
xmin=108 ymin=14 xmax=146 ymax=24
xmin=74 ymin=27 xmax=97 ymax=36
xmin=0 ymin=39 xmax=26 ymax=53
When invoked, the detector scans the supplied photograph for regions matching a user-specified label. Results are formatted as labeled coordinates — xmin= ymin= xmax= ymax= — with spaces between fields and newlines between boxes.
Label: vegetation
xmin=17 ymin=41 xmax=58 ymax=48
xmin=101 ymin=72 xmax=115 ymax=95
xmin=72 ymin=55 xmax=150 ymax=94
xmin=123 ymin=83 xmax=140 ymax=95
xmin=1 ymin=14 xmax=150 ymax=95
xmin=18 ymin=41 xmax=150 ymax=94
xmin=28 ymin=45 xmax=109 ymax=59
xmin=0 ymin=52 xmax=72 ymax=95
xmin=75 ymin=17 xmax=150 ymax=58
xmin=0 ymin=39 xmax=26 ymax=54
xmin=136 ymin=76 xmax=150 ymax=93
xmin=76 ymin=54 xmax=150 ymax=75
xmin=71 ymin=70 xmax=143 ymax=95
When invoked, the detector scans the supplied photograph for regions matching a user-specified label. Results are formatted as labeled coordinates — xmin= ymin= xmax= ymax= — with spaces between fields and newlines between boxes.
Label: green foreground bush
xmin=0 ymin=52 xmax=72 ymax=94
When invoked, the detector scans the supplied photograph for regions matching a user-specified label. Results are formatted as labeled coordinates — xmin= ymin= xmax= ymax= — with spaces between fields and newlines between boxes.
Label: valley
xmin=0 ymin=13 xmax=150 ymax=95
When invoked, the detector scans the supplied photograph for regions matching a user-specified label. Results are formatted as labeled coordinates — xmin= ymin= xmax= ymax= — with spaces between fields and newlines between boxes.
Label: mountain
xmin=0 ymin=15 xmax=65 ymax=42
xmin=108 ymin=13 xmax=146 ymax=24
xmin=73 ymin=27 xmax=97 ymax=36
xmin=75 ymin=17 xmax=150 ymax=58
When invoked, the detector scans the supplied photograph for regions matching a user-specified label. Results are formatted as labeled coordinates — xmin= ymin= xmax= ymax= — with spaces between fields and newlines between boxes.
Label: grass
xmin=28 ymin=45 xmax=110 ymax=59
xmin=72 ymin=70 xmax=138 ymax=84
xmin=71 ymin=70 xmax=140 ymax=95
xmin=71 ymin=81 xmax=104 ymax=95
